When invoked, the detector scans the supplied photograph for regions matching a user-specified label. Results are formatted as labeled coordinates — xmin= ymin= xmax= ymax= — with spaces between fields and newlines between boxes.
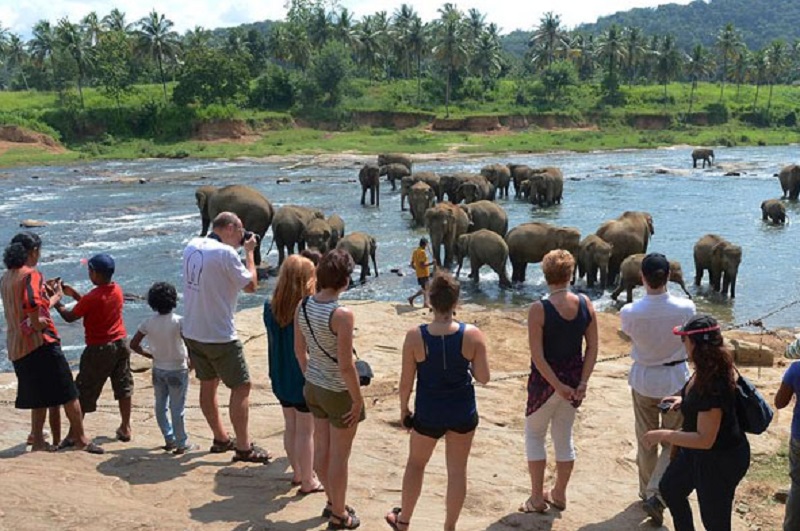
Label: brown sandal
xmin=328 ymin=512 xmax=360 ymax=530
xmin=232 ymin=444 xmax=272 ymax=464
xmin=385 ymin=507 xmax=409 ymax=530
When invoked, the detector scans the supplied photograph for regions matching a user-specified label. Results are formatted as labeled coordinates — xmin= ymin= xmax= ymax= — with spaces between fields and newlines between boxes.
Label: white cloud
xmin=3 ymin=0 xmax=694 ymax=38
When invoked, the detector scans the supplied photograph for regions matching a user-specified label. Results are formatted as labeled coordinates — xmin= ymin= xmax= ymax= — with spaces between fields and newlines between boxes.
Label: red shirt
xmin=72 ymin=282 xmax=127 ymax=346
xmin=0 ymin=267 xmax=59 ymax=361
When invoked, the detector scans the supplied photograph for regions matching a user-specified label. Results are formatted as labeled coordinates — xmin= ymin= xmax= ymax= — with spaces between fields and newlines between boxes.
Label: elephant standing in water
xmin=505 ymin=222 xmax=581 ymax=283
xmin=577 ymin=234 xmax=613 ymax=289
xmin=302 ymin=218 xmax=336 ymax=253
xmin=359 ymin=164 xmax=381 ymax=207
xmin=195 ymin=184 xmax=274 ymax=266
xmin=529 ymin=167 xmax=564 ymax=207
xmin=378 ymin=153 xmax=413 ymax=172
xmin=480 ymin=164 xmax=512 ymax=198
xmin=761 ymin=199 xmax=787 ymax=224
xmin=611 ymin=254 xmax=692 ymax=303
xmin=692 ymin=148 xmax=715 ymax=168
xmin=454 ymin=230 xmax=512 ymax=288
xmin=380 ymin=163 xmax=412 ymax=191
xmin=693 ymin=234 xmax=742 ymax=298
xmin=507 ymin=163 xmax=533 ymax=199
xmin=595 ymin=211 xmax=654 ymax=286
xmin=408 ymin=182 xmax=436 ymax=227
xmin=271 ymin=205 xmax=324 ymax=265
xmin=328 ymin=214 xmax=345 ymax=247
xmin=336 ymin=232 xmax=378 ymax=283
xmin=777 ymin=164 xmax=800 ymax=200
xmin=459 ymin=200 xmax=508 ymax=237
xmin=425 ymin=202 xmax=471 ymax=268
xmin=401 ymin=172 xmax=442 ymax=210
xmin=457 ymin=174 xmax=495 ymax=203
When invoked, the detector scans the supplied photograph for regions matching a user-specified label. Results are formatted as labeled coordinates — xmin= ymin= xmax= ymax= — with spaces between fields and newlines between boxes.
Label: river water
xmin=1 ymin=145 xmax=799 ymax=371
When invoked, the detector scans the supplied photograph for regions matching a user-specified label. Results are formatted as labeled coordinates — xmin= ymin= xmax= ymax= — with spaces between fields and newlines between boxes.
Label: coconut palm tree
xmin=391 ymin=4 xmax=416 ymax=78
xmin=685 ymin=44 xmax=712 ymax=115
xmin=103 ymin=9 xmax=133 ymax=36
xmin=715 ymin=23 xmax=741 ymax=101
xmin=432 ymin=3 xmax=467 ymax=116
xmin=56 ymin=18 xmax=93 ymax=107
xmin=751 ymin=49 xmax=767 ymax=110
xmin=624 ymin=26 xmax=646 ymax=86
xmin=28 ymin=20 xmax=56 ymax=84
xmin=135 ymin=10 xmax=180 ymax=103
xmin=570 ymin=33 xmax=596 ymax=81
xmin=334 ymin=7 xmax=356 ymax=48
xmin=654 ymin=35 xmax=681 ymax=110
xmin=407 ymin=15 xmax=427 ymax=103
xmin=354 ymin=15 xmax=383 ymax=81
xmin=765 ymin=40 xmax=788 ymax=113
xmin=81 ymin=12 xmax=103 ymax=46
xmin=6 ymin=34 xmax=29 ymax=89
xmin=732 ymin=48 xmax=751 ymax=98
xmin=183 ymin=26 xmax=211 ymax=52
xmin=308 ymin=6 xmax=331 ymax=49
xmin=596 ymin=24 xmax=627 ymax=99
xmin=528 ymin=11 xmax=567 ymax=71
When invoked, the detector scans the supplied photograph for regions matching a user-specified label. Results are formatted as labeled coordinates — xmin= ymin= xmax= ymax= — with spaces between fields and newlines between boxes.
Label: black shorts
xmin=417 ymin=276 xmax=429 ymax=288
xmin=413 ymin=412 xmax=479 ymax=440
xmin=279 ymin=398 xmax=310 ymax=414
xmin=75 ymin=339 xmax=134 ymax=414
xmin=13 ymin=342 xmax=79 ymax=409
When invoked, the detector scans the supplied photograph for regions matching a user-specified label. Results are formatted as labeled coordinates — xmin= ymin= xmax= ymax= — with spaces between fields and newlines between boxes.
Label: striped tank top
xmin=299 ymin=296 xmax=347 ymax=392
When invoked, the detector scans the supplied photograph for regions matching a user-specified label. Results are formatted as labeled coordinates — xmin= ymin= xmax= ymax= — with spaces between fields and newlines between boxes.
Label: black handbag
xmin=734 ymin=369 xmax=774 ymax=435
xmin=301 ymin=297 xmax=373 ymax=386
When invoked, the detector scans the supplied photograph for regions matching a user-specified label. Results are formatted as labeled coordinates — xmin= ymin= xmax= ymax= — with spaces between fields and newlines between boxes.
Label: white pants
xmin=525 ymin=393 xmax=577 ymax=462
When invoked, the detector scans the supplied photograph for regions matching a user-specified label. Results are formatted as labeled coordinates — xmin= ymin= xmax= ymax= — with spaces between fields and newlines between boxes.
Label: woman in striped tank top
xmin=295 ymin=249 xmax=364 ymax=530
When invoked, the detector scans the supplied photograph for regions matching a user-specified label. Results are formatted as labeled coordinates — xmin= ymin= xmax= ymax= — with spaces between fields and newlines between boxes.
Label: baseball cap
xmin=641 ymin=253 xmax=670 ymax=275
xmin=419 ymin=237 xmax=428 ymax=246
xmin=673 ymin=314 xmax=722 ymax=342
xmin=88 ymin=253 xmax=115 ymax=275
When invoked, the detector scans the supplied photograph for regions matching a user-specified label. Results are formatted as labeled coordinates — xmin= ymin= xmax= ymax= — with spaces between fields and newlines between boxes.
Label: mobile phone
xmin=657 ymin=401 xmax=672 ymax=412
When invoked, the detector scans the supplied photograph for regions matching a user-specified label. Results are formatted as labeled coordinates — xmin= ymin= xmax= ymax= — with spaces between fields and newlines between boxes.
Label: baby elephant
xmin=611 ymin=253 xmax=692 ymax=303
xmin=454 ymin=230 xmax=512 ymax=288
xmin=761 ymin=199 xmax=787 ymax=224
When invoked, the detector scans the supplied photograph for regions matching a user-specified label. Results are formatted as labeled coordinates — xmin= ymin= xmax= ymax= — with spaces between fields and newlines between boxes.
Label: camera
xmin=657 ymin=401 xmax=673 ymax=412
xmin=402 ymin=413 xmax=414 ymax=429
xmin=241 ymin=231 xmax=260 ymax=245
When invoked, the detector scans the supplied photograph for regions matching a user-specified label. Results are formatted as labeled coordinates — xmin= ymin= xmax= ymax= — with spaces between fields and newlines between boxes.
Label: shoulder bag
xmin=734 ymin=368 xmax=774 ymax=435
xmin=301 ymin=297 xmax=373 ymax=386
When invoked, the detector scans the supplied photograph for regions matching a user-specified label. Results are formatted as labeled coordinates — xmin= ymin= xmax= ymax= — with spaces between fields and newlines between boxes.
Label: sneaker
xmin=173 ymin=443 xmax=198 ymax=455
xmin=162 ymin=441 xmax=178 ymax=452
xmin=642 ymin=496 xmax=664 ymax=526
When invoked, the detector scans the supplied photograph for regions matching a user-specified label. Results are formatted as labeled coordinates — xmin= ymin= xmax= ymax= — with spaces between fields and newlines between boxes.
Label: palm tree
xmin=308 ymin=6 xmax=331 ymax=49
xmin=6 ymin=34 xmax=29 ymax=89
xmin=715 ymin=23 xmax=741 ymax=101
xmin=432 ymin=3 xmax=467 ymax=116
xmin=751 ymin=49 xmax=767 ymax=109
xmin=407 ymin=15 xmax=427 ymax=103
xmin=624 ymin=26 xmax=646 ymax=86
xmin=135 ymin=10 xmax=180 ymax=103
xmin=354 ymin=15 xmax=383 ymax=81
xmin=183 ymin=26 xmax=211 ymax=52
xmin=528 ymin=11 xmax=567 ymax=71
xmin=732 ymin=48 xmax=750 ymax=98
xmin=464 ymin=8 xmax=485 ymax=42
xmin=103 ymin=8 xmax=133 ymax=34
xmin=685 ymin=44 xmax=712 ymax=115
xmin=0 ymin=21 xmax=9 ymax=56
xmin=56 ymin=18 xmax=93 ymax=107
xmin=392 ymin=4 xmax=416 ymax=78
xmin=596 ymin=24 xmax=627 ymax=98
xmin=765 ymin=40 xmax=788 ymax=113
xmin=28 ymin=20 xmax=56 ymax=84
xmin=654 ymin=35 xmax=681 ymax=110
xmin=81 ymin=12 xmax=103 ymax=46
xmin=334 ymin=8 xmax=356 ymax=48
xmin=471 ymin=30 xmax=502 ymax=93
xmin=570 ymin=33 xmax=596 ymax=81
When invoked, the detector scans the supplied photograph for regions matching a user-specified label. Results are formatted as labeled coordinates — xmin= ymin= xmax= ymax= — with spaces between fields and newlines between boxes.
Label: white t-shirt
xmin=182 ymin=236 xmax=253 ymax=343
xmin=620 ymin=292 xmax=696 ymax=399
xmin=138 ymin=313 xmax=188 ymax=371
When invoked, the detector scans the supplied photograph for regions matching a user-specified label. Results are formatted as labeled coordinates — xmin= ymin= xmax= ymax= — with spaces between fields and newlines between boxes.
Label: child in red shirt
xmin=55 ymin=253 xmax=133 ymax=441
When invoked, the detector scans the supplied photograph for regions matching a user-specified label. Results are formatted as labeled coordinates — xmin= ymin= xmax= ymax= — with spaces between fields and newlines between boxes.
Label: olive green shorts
xmin=304 ymin=382 xmax=366 ymax=429
xmin=184 ymin=338 xmax=249 ymax=389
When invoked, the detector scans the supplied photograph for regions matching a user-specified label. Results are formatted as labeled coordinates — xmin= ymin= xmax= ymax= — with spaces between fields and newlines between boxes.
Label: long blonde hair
xmin=271 ymin=255 xmax=317 ymax=327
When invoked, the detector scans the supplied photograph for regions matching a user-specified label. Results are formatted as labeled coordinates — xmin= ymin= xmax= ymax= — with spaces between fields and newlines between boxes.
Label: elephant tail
xmin=264 ymin=234 xmax=276 ymax=257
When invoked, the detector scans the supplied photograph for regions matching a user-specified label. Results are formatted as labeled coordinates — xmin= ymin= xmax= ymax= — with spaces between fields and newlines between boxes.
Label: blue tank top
xmin=541 ymin=295 xmax=591 ymax=365
xmin=415 ymin=322 xmax=476 ymax=427
xmin=263 ymin=303 xmax=306 ymax=405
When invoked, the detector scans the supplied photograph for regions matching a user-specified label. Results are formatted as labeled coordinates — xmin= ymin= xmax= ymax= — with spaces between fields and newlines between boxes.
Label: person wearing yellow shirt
xmin=408 ymin=238 xmax=434 ymax=308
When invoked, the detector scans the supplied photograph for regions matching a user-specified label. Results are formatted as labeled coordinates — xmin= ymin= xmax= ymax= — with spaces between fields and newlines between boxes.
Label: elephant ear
xmin=458 ymin=204 xmax=471 ymax=219
xmin=195 ymin=189 xmax=208 ymax=211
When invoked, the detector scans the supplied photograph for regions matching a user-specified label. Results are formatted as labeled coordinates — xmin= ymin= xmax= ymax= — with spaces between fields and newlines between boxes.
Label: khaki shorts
xmin=185 ymin=338 xmax=249 ymax=389
xmin=304 ymin=382 xmax=366 ymax=429
xmin=75 ymin=339 xmax=133 ymax=414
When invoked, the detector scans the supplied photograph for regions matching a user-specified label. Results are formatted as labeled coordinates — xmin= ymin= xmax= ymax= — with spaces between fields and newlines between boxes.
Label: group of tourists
xmin=2 ymin=210 xmax=799 ymax=530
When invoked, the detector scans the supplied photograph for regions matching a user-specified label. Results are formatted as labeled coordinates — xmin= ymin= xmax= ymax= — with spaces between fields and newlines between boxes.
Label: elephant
xmin=454 ymin=230 xmax=512 ymax=288
xmin=302 ymin=218 xmax=336 ymax=253
xmin=379 ymin=163 xmax=412 ymax=191
xmin=595 ymin=211 xmax=655 ymax=286
xmin=359 ymin=163 xmax=380 ymax=207
xmin=195 ymin=184 xmax=274 ymax=266
xmin=692 ymin=148 xmax=715 ymax=168
xmin=777 ymin=164 xmax=800 ymax=200
xmin=761 ymin=199 xmax=787 ymax=224
xmin=529 ymin=167 xmax=564 ymax=207
xmin=693 ymin=234 xmax=742 ymax=298
xmin=610 ymin=253 xmax=692 ymax=303
xmin=336 ymin=232 xmax=378 ymax=284
xmin=457 ymin=174 xmax=496 ymax=204
xmin=425 ymin=201 xmax=471 ymax=269
xmin=377 ymin=153 xmax=413 ymax=172
xmin=508 ymin=163 xmax=533 ymax=199
xmin=480 ymin=164 xmax=512 ymax=198
xmin=439 ymin=173 xmax=472 ymax=203
xmin=519 ymin=180 xmax=532 ymax=200
xmin=459 ymin=200 xmax=508 ymax=237
xmin=271 ymin=205 xmax=325 ymax=265
xmin=408 ymin=182 xmax=436 ymax=227
xmin=328 ymin=214 xmax=345 ymax=247
xmin=576 ymin=234 xmax=613 ymax=289
xmin=400 ymin=172 xmax=442 ymax=211
xmin=505 ymin=222 xmax=581 ymax=283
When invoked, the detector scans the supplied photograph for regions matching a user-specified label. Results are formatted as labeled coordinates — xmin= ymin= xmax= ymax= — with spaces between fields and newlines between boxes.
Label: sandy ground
xmin=0 ymin=301 xmax=792 ymax=531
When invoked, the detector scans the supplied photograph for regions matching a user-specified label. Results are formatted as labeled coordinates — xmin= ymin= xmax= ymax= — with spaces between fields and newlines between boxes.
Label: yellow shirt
xmin=412 ymin=247 xmax=430 ymax=279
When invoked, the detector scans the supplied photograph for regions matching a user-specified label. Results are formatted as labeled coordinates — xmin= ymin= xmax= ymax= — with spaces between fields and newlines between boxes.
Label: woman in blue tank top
xmin=385 ymin=271 xmax=490 ymax=531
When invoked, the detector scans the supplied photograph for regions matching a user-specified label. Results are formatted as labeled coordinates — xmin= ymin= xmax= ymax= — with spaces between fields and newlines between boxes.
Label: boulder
xmin=726 ymin=337 xmax=775 ymax=366
xmin=20 ymin=219 xmax=47 ymax=228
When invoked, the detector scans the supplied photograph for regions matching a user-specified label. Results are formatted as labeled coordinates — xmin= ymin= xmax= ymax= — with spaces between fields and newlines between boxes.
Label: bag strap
xmin=301 ymin=296 xmax=360 ymax=363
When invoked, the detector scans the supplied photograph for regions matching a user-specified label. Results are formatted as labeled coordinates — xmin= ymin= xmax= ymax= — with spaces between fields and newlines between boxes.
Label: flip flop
xmin=385 ymin=507 xmax=409 ymax=531
xmin=57 ymin=438 xmax=76 ymax=451
xmin=544 ymin=490 xmax=567 ymax=511
xmin=81 ymin=442 xmax=105 ymax=455
xmin=115 ymin=429 xmax=131 ymax=442
xmin=518 ymin=497 xmax=548 ymax=513
xmin=298 ymin=483 xmax=325 ymax=496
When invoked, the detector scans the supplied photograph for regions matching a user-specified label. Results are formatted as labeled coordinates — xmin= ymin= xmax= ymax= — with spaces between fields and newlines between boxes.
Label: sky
xmin=1 ymin=0 xmax=696 ymax=38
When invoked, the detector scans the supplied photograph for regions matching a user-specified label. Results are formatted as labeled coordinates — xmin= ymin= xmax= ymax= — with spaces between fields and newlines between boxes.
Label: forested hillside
xmin=578 ymin=0 xmax=800 ymax=50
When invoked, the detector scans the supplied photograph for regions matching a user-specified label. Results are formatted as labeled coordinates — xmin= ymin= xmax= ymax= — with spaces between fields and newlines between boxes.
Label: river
xmin=0 ymin=145 xmax=798 ymax=370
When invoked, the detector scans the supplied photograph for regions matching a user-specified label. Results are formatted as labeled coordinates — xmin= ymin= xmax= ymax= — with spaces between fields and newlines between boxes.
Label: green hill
xmin=577 ymin=0 xmax=800 ymax=50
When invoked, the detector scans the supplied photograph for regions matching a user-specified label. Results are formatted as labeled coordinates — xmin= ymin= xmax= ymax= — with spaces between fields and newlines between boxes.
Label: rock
xmin=735 ymin=502 xmax=749 ymax=514
xmin=19 ymin=219 xmax=47 ymax=228
xmin=276 ymin=177 xmax=291 ymax=184
xmin=123 ymin=292 xmax=145 ymax=302
xmin=726 ymin=337 xmax=775 ymax=366
xmin=300 ymin=178 xmax=312 ymax=184
xmin=655 ymin=168 xmax=669 ymax=174
xmin=774 ymin=488 xmax=789 ymax=503
xmin=138 ymin=178 xmax=148 ymax=184
xmin=725 ymin=171 xmax=741 ymax=176
xmin=31 ymin=175 xmax=39 ymax=179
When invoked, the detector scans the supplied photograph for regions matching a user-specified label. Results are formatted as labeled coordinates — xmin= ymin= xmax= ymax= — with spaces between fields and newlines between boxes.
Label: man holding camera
xmin=182 ymin=211 xmax=271 ymax=462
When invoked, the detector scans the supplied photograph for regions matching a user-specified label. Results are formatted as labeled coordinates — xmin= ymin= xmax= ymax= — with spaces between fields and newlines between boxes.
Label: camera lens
xmin=241 ymin=231 xmax=260 ymax=245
